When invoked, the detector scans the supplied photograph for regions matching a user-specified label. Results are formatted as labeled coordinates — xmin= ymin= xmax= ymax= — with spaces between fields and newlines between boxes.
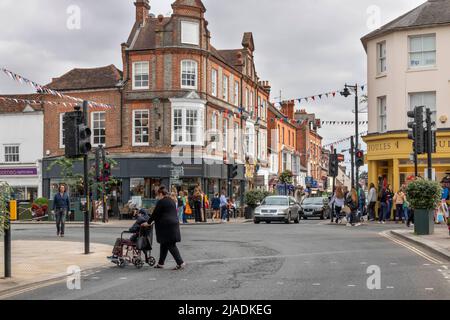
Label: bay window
xmin=171 ymin=105 xmax=204 ymax=146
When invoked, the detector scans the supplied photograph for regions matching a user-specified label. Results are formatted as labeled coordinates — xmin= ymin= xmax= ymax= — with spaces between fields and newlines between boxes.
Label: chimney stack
xmin=135 ymin=0 xmax=150 ymax=26
xmin=281 ymin=100 xmax=295 ymax=120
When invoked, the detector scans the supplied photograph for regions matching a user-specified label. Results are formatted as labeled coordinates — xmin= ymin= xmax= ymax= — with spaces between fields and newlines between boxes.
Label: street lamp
xmin=340 ymin=84 xmax=360 ymax=189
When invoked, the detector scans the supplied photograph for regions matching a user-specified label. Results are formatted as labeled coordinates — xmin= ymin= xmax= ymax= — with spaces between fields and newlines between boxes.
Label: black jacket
xmin=345 ymin=195 xmax=358 ymax=213
xmin=148 ymin=197 xmax=181 ymax=244
xmin=129 ymin=212 xmax=150 ymax=234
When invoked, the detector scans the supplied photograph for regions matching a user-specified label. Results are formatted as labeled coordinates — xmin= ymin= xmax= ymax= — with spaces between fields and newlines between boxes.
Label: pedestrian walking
xmin=329 ymin=186 xmax=345 ymax=224
xmin=358 ymin=187 xmax=366 ymax=223
xmin=177 ymin=191 xmax=185 ymax=224
xmin=386 ymin=184 xmax=394 ymax=221
xmin=379 ymin=187 xmax=389 ymax=224
xmin=211 ymin=193 xmax=221 ymax=222
xmin=193 ymin=188 xmax=202 ymax=223
xmin=393 ymin=189 xmax=406 ymax=223
xmin=52 ymin=185 xmax=70 ymax=237
xmin=144 ymin=186 xmax=186 ymax=270
xmin=367 ymin=183 xmax=377 ymax=221
xmin=220 ymin=190 xmax=228 ymax=223
xmin=345 ymin=188 xmax=359 ymax=227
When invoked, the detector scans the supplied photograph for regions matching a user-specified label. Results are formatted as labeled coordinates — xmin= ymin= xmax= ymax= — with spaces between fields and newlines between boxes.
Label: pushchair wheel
xmin=134 ymin=258 xmax=144 ymax=269
xmin=147 ymin=256 xmax=156 ymax=267
xmin=118 ymin=258 xmax=126 ymax=268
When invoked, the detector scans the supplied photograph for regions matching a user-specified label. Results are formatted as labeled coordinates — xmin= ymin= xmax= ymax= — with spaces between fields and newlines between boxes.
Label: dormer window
xmin=181 ymin=21 xmax=200 ymax=46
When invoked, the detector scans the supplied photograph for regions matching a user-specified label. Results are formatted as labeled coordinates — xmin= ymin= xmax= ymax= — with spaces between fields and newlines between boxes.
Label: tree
xmin=279 ymin=170 xmax=293 ymax=184
xmin=0 ymin=181 xmax=12 ymax=235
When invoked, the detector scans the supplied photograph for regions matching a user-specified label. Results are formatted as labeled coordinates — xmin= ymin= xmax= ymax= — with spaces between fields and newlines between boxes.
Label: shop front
xmin=0 ymin=166 xmax=41 ymax=201
xmin=363 ymin=130 xmax=450 ymax=193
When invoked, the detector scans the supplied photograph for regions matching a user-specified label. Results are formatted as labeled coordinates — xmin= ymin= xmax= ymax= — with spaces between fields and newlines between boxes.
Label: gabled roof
xmin=172 ymin=0 xmax=206 ymax=13
xmin=47 ymin=65 xmax=122 ymax=91
xmin=0 ymin=94 xmax=44 ymax=114
xmin=361 ymin=0 xmax=450 ymax=47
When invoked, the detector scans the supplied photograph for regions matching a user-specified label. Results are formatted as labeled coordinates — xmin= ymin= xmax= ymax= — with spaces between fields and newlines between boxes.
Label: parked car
xmin=253 ymin=196 xmax=301 ymax=224
xmin=300 ymin=197 xmax=330 ymax=220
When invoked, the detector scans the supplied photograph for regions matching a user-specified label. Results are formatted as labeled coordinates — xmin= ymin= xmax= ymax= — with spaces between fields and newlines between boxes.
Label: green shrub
xmin=405 ymin=179 xmax=442 ymax=210
xmin=244 ymin=190 xmax=266 ymax=208
xmin=33 ymin=197 xmax=49 ymax=206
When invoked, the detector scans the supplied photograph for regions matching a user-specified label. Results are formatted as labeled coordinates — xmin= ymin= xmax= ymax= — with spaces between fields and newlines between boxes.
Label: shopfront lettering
xmin=438 ymin=139 xmax=450 ymax=149
xmin=368 ymin=142 xmax=393 ymax=152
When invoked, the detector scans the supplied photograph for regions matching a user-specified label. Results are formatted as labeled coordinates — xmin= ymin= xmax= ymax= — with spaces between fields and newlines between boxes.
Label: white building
xmin=0 ymin=97 xmax=44 ymax=200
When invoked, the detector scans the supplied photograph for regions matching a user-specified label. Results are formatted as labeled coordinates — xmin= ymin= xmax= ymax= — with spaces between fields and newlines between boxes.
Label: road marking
xmin=211 ymin=280 xmax=218 ymax=283
xmin=120 ymin=277 xmax=127 ymax=280
xmin=91 ymin=277 xmax=100 ymax=280
xmin=386 ymin=286 xmax=394 ymax=289
xmin=425 ymin=288 xmax=434 ymax=291
xmin=312 ymin=283 xmax=321 ymax=286
xmin=347 ymin=284 xmax=356 ymax=287
xmin=423 ymin=264 xmax=431 ymax=266
xmin=379 ymin=231 xmax=443 ymax=265
xmin=360 ymin=262 xmax=367 ymax=265
xmin=149 ymin=278 xmax=156 ymax=281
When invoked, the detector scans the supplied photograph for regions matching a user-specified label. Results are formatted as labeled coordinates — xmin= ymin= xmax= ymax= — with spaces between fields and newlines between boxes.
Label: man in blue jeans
xmin=220 ymin=191 xmax=228 ymax=222
xmin=52 ymin=185 xmax=70 ymax=237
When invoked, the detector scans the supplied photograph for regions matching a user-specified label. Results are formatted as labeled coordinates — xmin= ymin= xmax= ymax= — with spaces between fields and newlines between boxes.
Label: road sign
xmin=337 ymin=154 xmax=345 ymax=162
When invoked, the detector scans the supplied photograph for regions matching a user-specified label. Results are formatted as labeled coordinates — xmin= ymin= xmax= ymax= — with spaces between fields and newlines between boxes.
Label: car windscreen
xmin=303 ymin=198 xmax=325 ymax=205
xmin=261 ymin=197 xmax=288 ymax=206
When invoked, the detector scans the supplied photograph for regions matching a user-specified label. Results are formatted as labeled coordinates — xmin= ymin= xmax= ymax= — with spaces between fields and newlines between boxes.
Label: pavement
xmin=1 ymin=219 xmax=449 ymax=300
xmin=0 ymin=240 xmax=112 ymax=297
xmin=391 ymin=226 xmax=450 ymax=262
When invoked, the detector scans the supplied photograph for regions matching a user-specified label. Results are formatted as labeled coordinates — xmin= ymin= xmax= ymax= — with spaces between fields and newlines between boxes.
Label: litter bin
xmin=414 ymin=209 xmax=434 ymax=235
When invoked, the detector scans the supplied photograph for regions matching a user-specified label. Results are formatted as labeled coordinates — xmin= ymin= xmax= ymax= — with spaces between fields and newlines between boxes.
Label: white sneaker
xmin=382 ymin=221 xmax=386 ymax=224
xmin=346 ymin=223 xmax=351 ymax=227
xmin=355 ymin=223 xmax=361 ymax=227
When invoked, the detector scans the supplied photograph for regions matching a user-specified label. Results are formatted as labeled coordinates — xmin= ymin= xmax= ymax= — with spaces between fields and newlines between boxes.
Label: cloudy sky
xmin=0 ymin=0 xmax=425 ymax=160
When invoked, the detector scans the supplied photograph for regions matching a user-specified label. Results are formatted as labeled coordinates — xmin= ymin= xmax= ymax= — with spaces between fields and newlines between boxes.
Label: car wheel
xmin=254 ymin=220 xmax=260 ymax=224
xmin=303 ymin=216 xmax=308 ymax=220
xmin=285 ymin=214 xmax=291 ymax=224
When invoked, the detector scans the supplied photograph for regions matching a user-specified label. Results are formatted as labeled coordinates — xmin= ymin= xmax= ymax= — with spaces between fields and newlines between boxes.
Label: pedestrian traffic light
xmin=78 ymin=124 xmax=92 ymax=155
xmin=355 ymin=150 xmax=364 ymax=167
xmin=407 ymin=106 xmax=425 ymax=155
xmin=228 ymin=164 xmax=238 ymax=179
xmin=102 ymin=162 xmax=111 ymax=182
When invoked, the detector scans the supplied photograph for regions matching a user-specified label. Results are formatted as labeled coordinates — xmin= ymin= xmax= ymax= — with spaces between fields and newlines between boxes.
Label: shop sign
xmin=0 ymin=168 xmax=37 ymax=176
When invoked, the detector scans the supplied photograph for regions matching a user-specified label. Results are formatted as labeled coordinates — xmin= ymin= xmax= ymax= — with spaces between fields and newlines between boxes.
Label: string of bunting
xmin=276 ymin=84 xmax=366 ymax=106
xmin=1 ymin=68 xmax=114 ymax=109
xmin=321 ymin=121 xmax=368 ymax=126
xmin=323 ymin=131 xmax=368 ymax=148
xmin=0 ymin=96 xmax=83 ymax=108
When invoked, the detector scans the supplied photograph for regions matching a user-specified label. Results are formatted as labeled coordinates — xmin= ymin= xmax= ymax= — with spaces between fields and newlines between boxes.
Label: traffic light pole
xmin=350 ymin=136 xmax=355 ymax=189
xmin=101 ymin=146 xmax=107 ymax=223
xmin=426 ymin=108 xmax=433 ymax=181
xmin=331 ymin=148 xmax=337 ymax=222
xmin=354 ymin=85 xmax=359 ymax=189
xmin=82 ymin=101 xmax=90 ymax=255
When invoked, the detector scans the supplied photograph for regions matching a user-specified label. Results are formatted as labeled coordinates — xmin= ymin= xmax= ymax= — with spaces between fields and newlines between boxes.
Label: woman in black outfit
xmin=145 ymin=186 xmax=186 ymax=270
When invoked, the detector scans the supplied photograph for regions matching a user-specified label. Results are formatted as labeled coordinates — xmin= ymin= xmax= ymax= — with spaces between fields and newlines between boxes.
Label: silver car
xmin=253 ymin=196 xmax=301 ymax=224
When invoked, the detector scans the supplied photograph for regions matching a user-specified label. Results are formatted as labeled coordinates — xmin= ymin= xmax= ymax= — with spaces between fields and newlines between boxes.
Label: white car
xmin=254 ymin=196 xmax=301 ymax=224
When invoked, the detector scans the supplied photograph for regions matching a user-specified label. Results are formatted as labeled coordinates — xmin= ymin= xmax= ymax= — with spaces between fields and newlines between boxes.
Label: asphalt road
xmin=4 ymin=220 xmax=450 ymax=300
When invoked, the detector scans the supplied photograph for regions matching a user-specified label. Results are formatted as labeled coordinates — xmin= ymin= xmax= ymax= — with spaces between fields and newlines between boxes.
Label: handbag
xmin=185 ymin=202 xmax=193 ymax=215
xmin=342 ymin=206 xmax=351 ymax=214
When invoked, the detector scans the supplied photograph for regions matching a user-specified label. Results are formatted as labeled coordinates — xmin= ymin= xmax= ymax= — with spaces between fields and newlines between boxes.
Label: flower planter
xmin=414 ymin=208 xmax=435 ymax=236
xmin=245 ymin=206 xmax=255 ymax=219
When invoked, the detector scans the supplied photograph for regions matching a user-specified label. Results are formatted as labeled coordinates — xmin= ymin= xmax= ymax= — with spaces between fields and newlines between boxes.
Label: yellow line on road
xmin=379 ymin=231 xmax=443 ymax=265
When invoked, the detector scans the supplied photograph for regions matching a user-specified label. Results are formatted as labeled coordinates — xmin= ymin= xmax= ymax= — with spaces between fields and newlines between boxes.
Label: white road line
xmin=424 ymin=264 xmax=431 ymax=266
xmin=386 ymin=286 xmax=394 ymax=289
xmin=347 ymin=285 xmax=356 ymax=287
xmin=425 ymin=288 xmax=434 ymax=291
xmin=211 ymin=280 xmax=218 ymax=283
xmin=91 ymin=277 xmax=100 ymax=280
xmin=149 ymin=278 xmax=156 ymax=281
xmin=360 ymin=262 xmax=367 ymax=265
xmin=120 ymin=277 xmax=127 ymax=280
xmin=312 ymin=283 xmax=321 ymax=286
xmin=390 ymin=263 xmax=398 ymax=265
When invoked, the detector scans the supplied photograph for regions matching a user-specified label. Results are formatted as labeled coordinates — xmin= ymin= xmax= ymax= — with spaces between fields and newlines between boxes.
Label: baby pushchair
xmin=110 ymin=225 xmax=156 ymax=269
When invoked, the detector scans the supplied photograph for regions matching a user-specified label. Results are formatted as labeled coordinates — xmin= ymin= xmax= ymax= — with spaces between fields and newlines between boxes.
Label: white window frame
xmin=59 ymin=113 xmax=66 ymax=149
xmin=181 ymin=60 xmax=198 ymax=90
xmin=4 ymin=144 xmax=20 ymax=163
xmin=222 ymin=75 xmax=229 ymax=102
xmin=378 ymin=97 xmax=387 ymax=133
xmin=377 ymin=41 xmax=387 ymax=74
xmin=233 ymin=122 xmax=239 ymax=154
xmin=409 ymin=91 xmax=437 ymax=123
xmin=91 ymin=111 xmax=106 ymax=147
xmin=181 ymin=20 xmax=200 ymax=45
xmin=234 ymin=81 xmax=239 ymax=107
xmin=245 ymin=88 xmax=249 ymax=110
xmin=132 ymin=61 xmax=150 ymax=90
xmin=132 ymin=110 xmax=150 ymax=147
xmin=170 ymin=101 xmax=205 ymax=146
xmin=211 ymin=69 xmax=218 ymax=97
xmin=245 ymin=122 xmax=255 ymax=156
xmin=211 ymin=112 xmax=219 ymax=150
xmin=408 ymin=34 xmax=436 ymax=69
xmin=223 ymin=118 xmax=229 ymax=152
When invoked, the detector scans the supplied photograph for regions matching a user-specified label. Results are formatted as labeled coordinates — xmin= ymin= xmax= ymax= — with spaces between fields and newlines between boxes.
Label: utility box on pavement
xmin=414 ymin=209 xmax=435 ymax=236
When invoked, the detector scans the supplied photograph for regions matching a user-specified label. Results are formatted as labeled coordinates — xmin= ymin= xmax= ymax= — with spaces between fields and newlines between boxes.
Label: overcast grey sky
xmin=0 ymin=0 xmax=425 ymax=155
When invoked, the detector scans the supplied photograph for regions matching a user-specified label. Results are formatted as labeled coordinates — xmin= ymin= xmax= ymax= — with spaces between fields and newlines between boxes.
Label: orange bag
xmin=185 ymin=202 xmax=193 ymax=215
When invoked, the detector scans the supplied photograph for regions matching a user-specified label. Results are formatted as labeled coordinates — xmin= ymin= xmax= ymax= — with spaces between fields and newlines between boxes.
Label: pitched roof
xmin=47 ymin=65 xmax=122 ymax=91
xmin=172 ymin=0 xmax=206 ymax=12
xmin=361 ymin=0 xmax=450 ymax=46
xmin=0 ymin=94 xmax=44 ymax=114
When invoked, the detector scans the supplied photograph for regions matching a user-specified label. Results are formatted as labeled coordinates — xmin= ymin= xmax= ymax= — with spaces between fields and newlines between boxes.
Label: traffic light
xmin=355 ymin=150 xmax=364 ymax=168
xmin=228 ymin=164 xmax=238 ymax=179
xmin=329 ymin=154 xmax=338 ymax=177
xmin=102 ymin=162 xmax=111 ymax=182
xmin=407 ymin=106 xmax=425 ymax=155
xmin=78 ymin=124 xmax=92 ymax=155
xmin=425 ymin=129 xmax=437 ymax=154
xmin=63 ymin=110 xmax=92 ymax=158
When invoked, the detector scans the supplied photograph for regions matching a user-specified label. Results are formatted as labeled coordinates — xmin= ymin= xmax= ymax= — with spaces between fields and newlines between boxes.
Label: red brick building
xmin=41 ymin=0 xmax=272 ymax=204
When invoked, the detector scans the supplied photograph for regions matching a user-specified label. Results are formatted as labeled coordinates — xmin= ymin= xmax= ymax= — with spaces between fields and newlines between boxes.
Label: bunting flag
xmin=278 ymin=85 xmax=366 ymax=107
xmin=320 ymin=121 xmax=368 ymax=126
xmin=1 ymin=68 xmax=114 ymax=109
xmin=0 ymin=96 xmax=80 ymax=108
xmin=323 ymin=131 xmax=368 ymax=148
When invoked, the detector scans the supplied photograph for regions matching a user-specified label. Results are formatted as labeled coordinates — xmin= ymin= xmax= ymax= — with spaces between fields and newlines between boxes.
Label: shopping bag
xmin=185 ymin=202 xmax=193 ymax=215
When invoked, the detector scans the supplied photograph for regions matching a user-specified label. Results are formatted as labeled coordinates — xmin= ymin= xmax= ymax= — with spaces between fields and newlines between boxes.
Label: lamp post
xmin=341 ymin=84 xmax=360 ymax=188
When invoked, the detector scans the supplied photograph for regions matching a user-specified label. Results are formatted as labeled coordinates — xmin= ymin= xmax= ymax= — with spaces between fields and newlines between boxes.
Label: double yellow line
xmin=380 ymin=231 xmax=443 ymax=265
